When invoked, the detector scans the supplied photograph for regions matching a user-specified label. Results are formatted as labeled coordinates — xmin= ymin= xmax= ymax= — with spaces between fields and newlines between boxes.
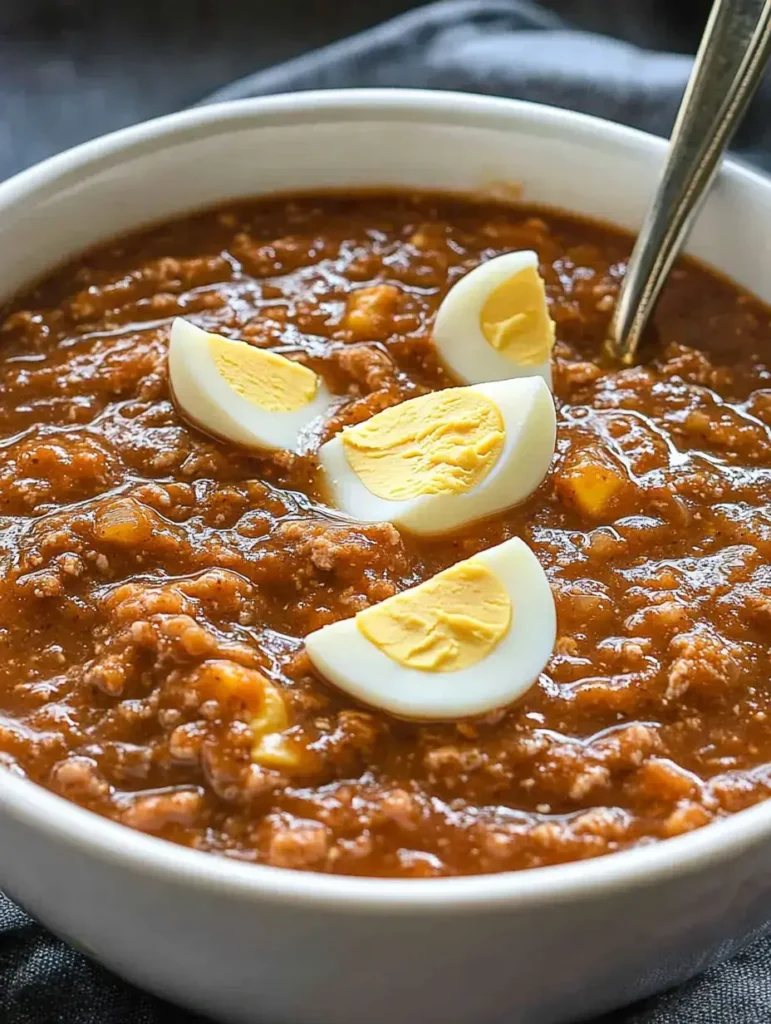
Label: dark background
xmin=1 ymin=0 xmax=710 ymax=181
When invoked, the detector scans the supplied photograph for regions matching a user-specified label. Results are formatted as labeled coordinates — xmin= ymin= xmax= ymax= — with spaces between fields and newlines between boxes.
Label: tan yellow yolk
xmin=341 ymin=388 xmax=505 ymax=501
xmin=208 ymin=335 xmax=318 ymax=413
xmin=356 ymin=559 xmax=512 ymax=672
xmin=480 ymin=265 xmax=556 ymax=365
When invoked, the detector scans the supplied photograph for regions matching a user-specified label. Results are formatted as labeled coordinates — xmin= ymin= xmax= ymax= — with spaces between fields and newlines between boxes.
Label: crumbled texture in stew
xmin=1 ymin=192 xmax=770 ymax=878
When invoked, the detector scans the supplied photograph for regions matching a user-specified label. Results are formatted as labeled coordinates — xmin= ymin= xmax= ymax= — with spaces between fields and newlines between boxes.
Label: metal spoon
xmin=606 ymin=0 xmax=771 ymax=366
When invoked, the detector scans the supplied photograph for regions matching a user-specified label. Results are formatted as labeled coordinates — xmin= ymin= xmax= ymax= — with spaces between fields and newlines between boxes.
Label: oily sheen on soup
xmin=0 ymin=192 xmax=769 ymax=878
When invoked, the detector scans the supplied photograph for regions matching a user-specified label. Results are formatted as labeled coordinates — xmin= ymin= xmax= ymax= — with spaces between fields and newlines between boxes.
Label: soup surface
xmin=1 ymin=192 xmax=770 ymax=878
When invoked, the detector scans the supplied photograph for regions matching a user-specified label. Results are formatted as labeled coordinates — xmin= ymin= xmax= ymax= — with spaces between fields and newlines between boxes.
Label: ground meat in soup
xmin=0 ymin=191 xmax=769 ymax=878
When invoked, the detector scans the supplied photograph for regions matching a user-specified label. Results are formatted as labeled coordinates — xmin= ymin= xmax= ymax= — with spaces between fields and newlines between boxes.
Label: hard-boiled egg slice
xmin=318 ymin=376 xmax=555 ymax=536
xmin=168 ymin=317 xmax=331 ymax=451
xmin=305 ymin=536 xmax=555 ymax=720
xmin=433 ymin=250 xmax=555 ymax=388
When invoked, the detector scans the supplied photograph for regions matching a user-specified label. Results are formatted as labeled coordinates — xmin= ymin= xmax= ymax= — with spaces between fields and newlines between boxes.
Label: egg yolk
xmin=209 ymin=335 xmax=318 ymax=413
xmin=356 ymin=559 xmax=512 ymax=672
xmin=480 ymin=265 xmax=556 ymax=365
xmin=341 ymin=388 xmax=505 ymax=500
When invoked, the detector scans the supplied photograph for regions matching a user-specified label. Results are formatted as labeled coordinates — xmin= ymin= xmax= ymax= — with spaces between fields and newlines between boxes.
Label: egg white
xmin=168 ymin=317 xmax=331 ymax=452
xmin=318 ymin=376 xmax=556 ymax=536
xmin=433 ymin=250 xmax=553 ymax=388
xmin=305 ymin=537 xmax=555 ymax=720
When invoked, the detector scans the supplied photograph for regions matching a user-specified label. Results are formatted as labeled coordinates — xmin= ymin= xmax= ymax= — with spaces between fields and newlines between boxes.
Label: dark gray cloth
xmin=204 ymin=0 xmax=770 ymax=168
xmin=3 ymin=1 xmax=771 ymax=1021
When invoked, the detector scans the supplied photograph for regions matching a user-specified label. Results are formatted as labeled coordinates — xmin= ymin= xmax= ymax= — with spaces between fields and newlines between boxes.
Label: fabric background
xmin=2 ymin=1 xmax=771 ymax=1020
xmin=0 ymin=0 xmax=427 ymax=183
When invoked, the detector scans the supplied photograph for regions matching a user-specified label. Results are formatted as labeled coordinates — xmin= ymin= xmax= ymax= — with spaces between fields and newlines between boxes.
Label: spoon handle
xmin=607 ymin=0 xmax=771 ymax=366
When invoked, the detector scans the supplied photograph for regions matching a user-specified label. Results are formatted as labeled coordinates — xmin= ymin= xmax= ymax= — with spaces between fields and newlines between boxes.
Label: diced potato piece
xmin=252 ymin=731 xmax=303 ymax=770
xmin=250 ymin=680 xmax=290 ymax=736
xmin=251 ymin=684 xmax=300 ymax=768
xmin=196 ymin=660 xmax=268 ymax=714
xmin=556 ymin=447 xmax=628 ymax=520
xmin=408 ymin=223 xmax=441 ymax=251
xmin=94 ymin=498 xmax=154 ymax=545
xmin=195 ymin=660 xmax=301 ymax=770
xmin=344 ymin=284 xmax=400 ymax=340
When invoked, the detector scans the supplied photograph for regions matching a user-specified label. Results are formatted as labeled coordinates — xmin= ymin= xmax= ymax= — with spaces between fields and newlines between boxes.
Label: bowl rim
xmin=2 ymin=87 xmax=771 ymax=913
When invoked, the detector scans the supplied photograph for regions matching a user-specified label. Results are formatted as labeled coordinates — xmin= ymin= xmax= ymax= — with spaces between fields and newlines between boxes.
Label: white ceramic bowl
xmin=2 ymin=90 xmax=771 ymax=1024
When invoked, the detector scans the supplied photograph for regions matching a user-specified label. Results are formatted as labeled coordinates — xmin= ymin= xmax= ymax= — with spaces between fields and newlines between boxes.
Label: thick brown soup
xmin=0 ymin=192 xmax=769 ymax=878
